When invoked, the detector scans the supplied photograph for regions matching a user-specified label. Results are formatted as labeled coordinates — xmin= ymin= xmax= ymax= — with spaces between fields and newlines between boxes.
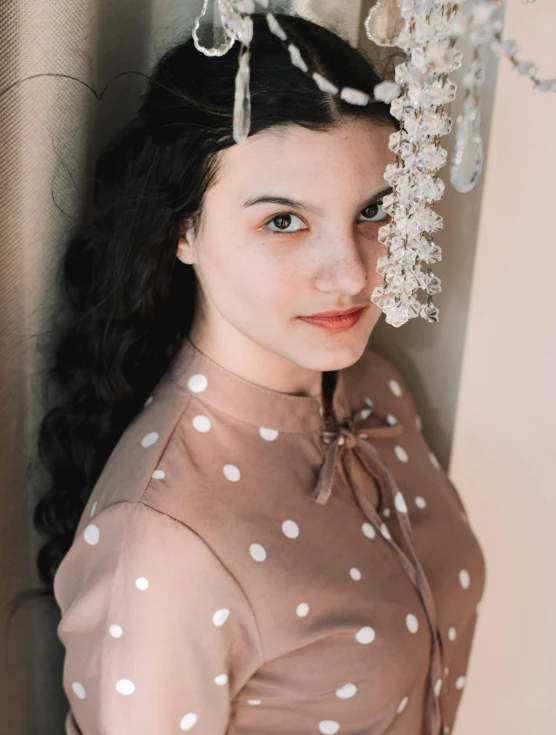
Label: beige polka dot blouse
xmin=53 ymin=336 xmax=487 ymax=735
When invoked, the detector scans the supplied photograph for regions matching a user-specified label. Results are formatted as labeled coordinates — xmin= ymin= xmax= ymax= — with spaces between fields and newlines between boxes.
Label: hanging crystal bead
xmin=233 ymin=47 xmax=251 ymax=145
xmin=450 ymin=90 xmax=484 ymax=193
xmin=364 ymin=0 xmax=406 ymax=48
xmin=193 ymin=0 xmax=235 ymax=57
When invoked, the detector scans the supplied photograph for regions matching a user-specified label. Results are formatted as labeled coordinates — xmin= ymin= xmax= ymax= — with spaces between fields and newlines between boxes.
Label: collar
xmin=168 ymin=335 xmax=351 ymax=433
xmin=169 ymin=335 xmax=404 ymax=502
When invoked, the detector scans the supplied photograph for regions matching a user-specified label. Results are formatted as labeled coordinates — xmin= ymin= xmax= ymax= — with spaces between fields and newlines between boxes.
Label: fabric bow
xmin=314 ymin=406 xmax=404 ymax=505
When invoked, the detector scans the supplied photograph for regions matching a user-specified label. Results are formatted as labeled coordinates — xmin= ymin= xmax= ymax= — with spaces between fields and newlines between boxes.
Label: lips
xmin=298 ymin=306 xmax=366 ymax=332
xmin=304 ymin=306 xmax=366 ymax=318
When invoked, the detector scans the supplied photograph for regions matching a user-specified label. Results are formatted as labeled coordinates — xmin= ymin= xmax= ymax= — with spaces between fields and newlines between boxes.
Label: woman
xmin=27 ymin=11 xmax=486 ymax=735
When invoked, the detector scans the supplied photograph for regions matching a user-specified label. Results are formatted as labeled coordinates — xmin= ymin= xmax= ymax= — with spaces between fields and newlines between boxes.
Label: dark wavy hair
xmin=6 ymin=11 xmax=398 ymax=625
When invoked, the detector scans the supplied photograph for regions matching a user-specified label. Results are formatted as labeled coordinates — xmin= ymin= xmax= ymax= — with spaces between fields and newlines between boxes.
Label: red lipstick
xmin=298 ymin=306 xmax=367 ymax=332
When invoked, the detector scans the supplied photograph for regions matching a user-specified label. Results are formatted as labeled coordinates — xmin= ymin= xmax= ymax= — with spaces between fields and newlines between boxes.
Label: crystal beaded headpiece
xmin=193 ymin=0 xmax=554 ymax=327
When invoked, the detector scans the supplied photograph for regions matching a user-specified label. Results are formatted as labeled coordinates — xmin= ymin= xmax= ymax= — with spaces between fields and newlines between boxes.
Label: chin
xmin=298 ymin=337 xmax=369 ymax=373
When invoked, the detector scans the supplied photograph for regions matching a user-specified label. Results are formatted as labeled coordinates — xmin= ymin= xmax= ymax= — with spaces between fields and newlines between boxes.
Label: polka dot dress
xmin=53 ymin=337 xmax=487 ymax=735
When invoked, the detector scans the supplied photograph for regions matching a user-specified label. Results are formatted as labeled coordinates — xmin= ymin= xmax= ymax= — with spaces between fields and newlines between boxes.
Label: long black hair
xmin=6 ymin=11 xmax=398 ymax=624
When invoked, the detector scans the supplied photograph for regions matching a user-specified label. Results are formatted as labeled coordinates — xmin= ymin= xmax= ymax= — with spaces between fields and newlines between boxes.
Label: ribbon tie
xmin=314 ymin=407 xmax=404 ymax=505
xmin=313 ymin=404 xmax=446 ymax=735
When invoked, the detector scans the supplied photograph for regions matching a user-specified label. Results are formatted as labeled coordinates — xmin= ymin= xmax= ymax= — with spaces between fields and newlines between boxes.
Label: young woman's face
xmin=177 ymin=118 xmax=397 ymax=375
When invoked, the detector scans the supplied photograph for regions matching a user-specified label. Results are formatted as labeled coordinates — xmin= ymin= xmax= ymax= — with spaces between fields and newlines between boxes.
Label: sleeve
xmin=53 ymin=501 xmax=264 ymax=735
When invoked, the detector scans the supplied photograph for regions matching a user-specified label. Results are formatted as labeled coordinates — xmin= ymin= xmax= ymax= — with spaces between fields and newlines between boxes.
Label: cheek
xmin=200 ymin=235 xmax=301 ymax=313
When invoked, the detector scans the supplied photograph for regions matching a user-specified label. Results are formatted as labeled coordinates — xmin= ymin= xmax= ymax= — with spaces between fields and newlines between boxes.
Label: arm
xmin=53 ymin=501 xmax=264 ymax=734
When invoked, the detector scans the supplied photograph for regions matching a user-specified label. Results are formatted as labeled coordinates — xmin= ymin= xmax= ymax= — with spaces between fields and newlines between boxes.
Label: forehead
xmin=213 ymin=119 xmax=395 ymax=195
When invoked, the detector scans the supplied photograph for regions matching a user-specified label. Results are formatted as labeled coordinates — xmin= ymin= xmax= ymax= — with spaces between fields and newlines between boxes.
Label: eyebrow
xmin=241 ymin=186 xmax=394 ymax=215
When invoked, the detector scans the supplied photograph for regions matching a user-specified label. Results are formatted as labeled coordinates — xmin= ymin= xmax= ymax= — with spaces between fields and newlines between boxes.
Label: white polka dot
xmin=109 ymin=624 xmax=123 ymax=638
xmin=187 ymin=373 xmax=208 ymax=393
xmin=386 ymin=413 xmax=399 ymax=426
xmin=141 ymin=431 xmax=159 ymax=448
xmin=212 ymin=608 xmax=230 ymax=626
xmin=89 ymin=501 xmax=97 ymax=517
xmin=349 ymin=567 xmax=362 ymax=581
xmin=296 ymin=602 xmax=309 ymax=617
xmin=223 ymin=464 xmax=241 ymax=482
xmin=319 ymin=720 xmax=340 ymax=734
xmin=336 ymin=682 xmax=357 ymax=699
xmin=179 ymin=712 xmax=198 ymax=731
xmin=459 ymin=569 xmax=471 ymax=589
xmin=144 ymin=395 xmax=153 ymax=407
xmin=397 ymin=695 xmax=409 ymax=713
xmin=430 ymin=451 xmax=441 ymax=469
xmin=355 ymin=626 xmax=375 ymax=644
xmin=135 ymin=577 xmax=149 ymax=590
xmin=260 ymin=427 xmax=279 ymax=441
xmin=434 ymin=678 xmax=442 ymax=697
xmin=415 ymin=496 xmax=427 ymax=509
xmin=360 ymin=408 xmax=372 ymax=419
xmin=406 ymin=613 xmax=419 ymax=633
xmin=448 ymin=627 xmax=457 ymax=641
xmin=444 ymin=667 xmax=449 ymax=675
xmin=250 ymin=543 xmax=266 ymax=562
xmin=214 ymin=674 xmax=228 ymax=686
xmin=444 ymin=727 xmax=451 ymax=735
xmin=416 ymin=414 xmax=422 ymax=431
xmin=364 ymin=396 xmax=374 ymax=408
xmin=318 ymin=405 xmax=324 ymax=416
xmin=389 ymin=379 xmax=402 ymax=397
xmin=380 ymin=523 xmax=392 ymax=540
xmin=282 ymin=520 xmax=299 ymax=538
xmin=338 ymin=436 xmax=345 ymax=446
xmin=152 ymin=469 xmax=165 ymax=480
xmin=362 ymin=521 xmax=376 ymax=539
xmin=72 ymin=682 xmax=86 ymax=699
xmin=247 ymin=699 xmax=262 ymax=705
xmin=394 ymin=492 xmax=408 ymax=513
xmin=394 ymin=445 xmax=409 ymax=463
xmin=116 ymin=679 xmax=135 ymax=695
xmin=192 ymin=415 xmax=211 ymax=432
xmin=455 ymin=675 xmax=466 ymax=690
xmin=382 ymin=507 xmax=391 ymax=518
xmin=83 ymin=523 xmax=100 ymax=545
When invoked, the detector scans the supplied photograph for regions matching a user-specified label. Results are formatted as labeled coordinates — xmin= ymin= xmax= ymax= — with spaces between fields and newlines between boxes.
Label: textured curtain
xmin=0 ymin=2 xmax=363 ymax=732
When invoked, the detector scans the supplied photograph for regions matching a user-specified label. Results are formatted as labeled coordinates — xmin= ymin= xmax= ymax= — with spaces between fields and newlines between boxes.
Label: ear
xmin=176 ymin=217 xmax=197 ymax=265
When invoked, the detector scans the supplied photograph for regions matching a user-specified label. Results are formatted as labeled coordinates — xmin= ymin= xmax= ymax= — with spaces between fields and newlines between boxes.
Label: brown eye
xmin=358 ymin=202 xmax=388 ymax=223
xmin=263 ymin=212 xmax=304 ymax=234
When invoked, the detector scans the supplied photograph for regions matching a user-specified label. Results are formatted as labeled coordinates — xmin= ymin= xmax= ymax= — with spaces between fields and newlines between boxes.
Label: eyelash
xmin=262 ymin=201 xmax=389 ymax=236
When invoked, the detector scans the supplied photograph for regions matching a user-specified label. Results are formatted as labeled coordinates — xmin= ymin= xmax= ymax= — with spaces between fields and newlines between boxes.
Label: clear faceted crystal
xmin=365 ymin=0 xmax=406 ymax=48
xmin=515 ymin=61 xmax=538 ymax=77
xmin=233 ymin=49 xmax=251 ymax=144
xmin=193 ymin=0 xmax=236 ymax=56
xmin=451 ymin=91 xmax=484 ymax=193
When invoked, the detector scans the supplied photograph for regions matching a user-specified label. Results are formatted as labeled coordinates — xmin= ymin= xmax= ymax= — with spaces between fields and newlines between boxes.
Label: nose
xmin=313 ymin=232 xmax=369 ymax=295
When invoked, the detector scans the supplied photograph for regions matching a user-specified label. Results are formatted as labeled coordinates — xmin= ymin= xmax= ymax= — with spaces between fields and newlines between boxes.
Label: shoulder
xmin=73 ymin=371 xmax=195 ymax=541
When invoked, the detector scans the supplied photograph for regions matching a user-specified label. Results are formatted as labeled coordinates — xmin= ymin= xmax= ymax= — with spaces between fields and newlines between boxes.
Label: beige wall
xmin=292 ymin=0 xmax=363 ymax=44
xmin=448 ymin=2 xmax=556 ymax=732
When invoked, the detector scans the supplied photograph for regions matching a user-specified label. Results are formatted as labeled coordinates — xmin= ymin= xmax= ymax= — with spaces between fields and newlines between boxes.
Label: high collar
xmin=168 ymin=335 xmax=353 ymax=434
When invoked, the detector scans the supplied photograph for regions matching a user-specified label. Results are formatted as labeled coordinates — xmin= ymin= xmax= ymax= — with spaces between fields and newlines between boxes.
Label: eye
xmin=357 ymin=201 xmax=389 ymax=223
xmin=262 ymin=212 xmax=305 ymax=235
